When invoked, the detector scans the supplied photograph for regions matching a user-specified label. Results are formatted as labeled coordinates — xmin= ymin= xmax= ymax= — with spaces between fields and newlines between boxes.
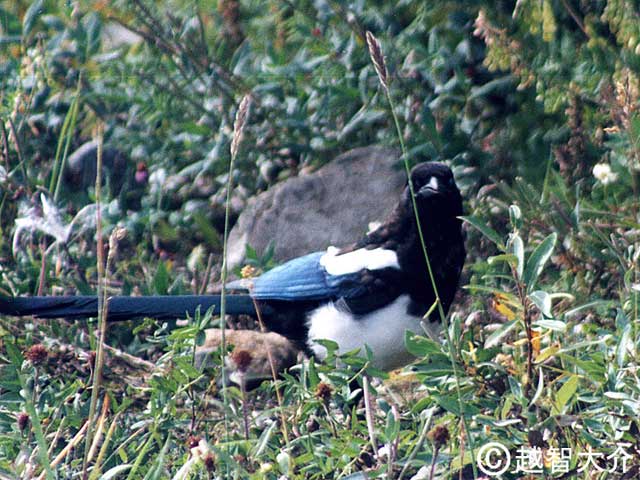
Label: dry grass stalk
xmin=231 ymin=94 xmax=251 ymax=160
xmin=365 ymin=31 xmax=388 ymax=91
xmin=37 ymin=421 xmax=89 ymax=480
xmin=363 ymin=375 xmax=377 ymax=456
xmin=252 ymin=298 xmax=290 ymax=445
xmin=87 ymin=396 xmax=111 ymax=464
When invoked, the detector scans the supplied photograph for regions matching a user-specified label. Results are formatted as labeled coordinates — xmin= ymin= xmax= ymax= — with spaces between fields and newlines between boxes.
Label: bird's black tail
xmin=0 ymin=294 xmax=268 ymax=321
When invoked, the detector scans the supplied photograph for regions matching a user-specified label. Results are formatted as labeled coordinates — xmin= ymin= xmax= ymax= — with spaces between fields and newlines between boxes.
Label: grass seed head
xmin=231 ymin=94 xmax=251 ymax=160
xmin=366 ymin=31 xmax=388 ymax=91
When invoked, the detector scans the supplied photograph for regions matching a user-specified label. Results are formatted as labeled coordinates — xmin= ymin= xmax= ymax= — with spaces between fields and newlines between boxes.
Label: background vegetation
xmin=1 ymin=0 xmax=640 ymax=478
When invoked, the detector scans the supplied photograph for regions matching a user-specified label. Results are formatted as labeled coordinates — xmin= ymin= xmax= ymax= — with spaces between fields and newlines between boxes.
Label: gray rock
xmin=63 ymin=140 xmax=129 ymax=195
xmin=227 ymin=146 xmax=404 ymax=266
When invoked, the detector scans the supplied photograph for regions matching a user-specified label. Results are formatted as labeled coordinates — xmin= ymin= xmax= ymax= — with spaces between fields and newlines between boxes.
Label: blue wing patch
xmin=238 ymin=251 xmax=366 ymax=301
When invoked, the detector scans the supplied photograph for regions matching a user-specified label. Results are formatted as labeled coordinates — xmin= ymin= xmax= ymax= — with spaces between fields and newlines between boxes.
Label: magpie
xmin=0 ymin=162 xmax=465 ymax=371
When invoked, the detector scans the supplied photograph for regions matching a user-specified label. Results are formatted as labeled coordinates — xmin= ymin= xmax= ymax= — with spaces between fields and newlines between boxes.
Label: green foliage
xmin=2 ymin=0 xmax=640 ymax=478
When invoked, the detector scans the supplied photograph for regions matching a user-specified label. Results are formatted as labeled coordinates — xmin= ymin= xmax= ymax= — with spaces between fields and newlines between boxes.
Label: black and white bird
xmin=0 ymin=162 xmax=465 ymax=371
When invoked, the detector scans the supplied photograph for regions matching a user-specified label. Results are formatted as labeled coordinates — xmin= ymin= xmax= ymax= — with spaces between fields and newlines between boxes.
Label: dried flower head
xmin=135 ymin=162 xmax=148 ymax=184
xmin=108 ymin=226 xmax=127 ymax=254
xmin=427 ymin=424 xmax=450 ymax=449
xmin=230 ymin=348 xmax=253 ymax=374
xmin=85 ymin=350 xmax=97 ymax=368
xmin=315 ymin=382 xmax=333 ymax=404
xmin=365 ymin=31 xmax=388 ymax=90
xmin=17 ymin=412 xmax=29 ymax=432
xmin=306 ymin=417 xmax=319 ymax=432
xmin=203 ymin=453 xmax=216 ymax=472
xmin=25 ymin=344 xmax=47 ymax=365
xmin=231 ymin=94 xmax=251 ymax=160
xmin=187 ymin=435 xmax=201 ymax=449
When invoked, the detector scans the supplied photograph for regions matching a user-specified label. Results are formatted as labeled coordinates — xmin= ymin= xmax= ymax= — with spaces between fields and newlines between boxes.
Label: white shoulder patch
xmin=319 ymin=246 xmax=400 ymax=276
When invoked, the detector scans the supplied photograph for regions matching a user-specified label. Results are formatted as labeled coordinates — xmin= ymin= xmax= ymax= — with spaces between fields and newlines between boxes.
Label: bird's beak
xmin=417 ymin=177 xmax=439 ymax=197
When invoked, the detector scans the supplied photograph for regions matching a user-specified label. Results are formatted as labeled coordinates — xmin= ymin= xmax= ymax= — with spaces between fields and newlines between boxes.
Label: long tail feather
xmin=0 ymin=295 xmax=266 ymax=321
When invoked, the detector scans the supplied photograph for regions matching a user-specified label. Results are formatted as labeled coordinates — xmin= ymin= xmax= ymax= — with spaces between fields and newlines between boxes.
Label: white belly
xmin=306 ymin=294 xmax=439 ymax=371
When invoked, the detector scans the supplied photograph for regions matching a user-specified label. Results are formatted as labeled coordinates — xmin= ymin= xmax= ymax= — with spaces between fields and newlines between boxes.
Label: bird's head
xmin=406 ymin=162 xmax=463 ymax=219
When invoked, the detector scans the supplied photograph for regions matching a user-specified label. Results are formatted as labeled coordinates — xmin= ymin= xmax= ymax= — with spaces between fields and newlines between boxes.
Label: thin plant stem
xmin=18 ymin=369 xmax=54 ymax=480
xmin=125 ymin=434 xmax=153 ymax=480
xmin=82 ymin=125 xmax=108 ymax=480
xmin=36 ymin=421 xmax=89 ymax=480
xmin=367 ymin=30 xmax=478 ymax=478
xmin=189 ymin=322 xmax=198 ymax=433
xmin=240 ymin=375 xmax=250 ymax=440
xmin=219 ymin=160 xmax=233 ymax=432
xmin=199 ymin=253 xmax=215 ymax=295
xmin=89 ymin=412 xmax=121 ymax=480
xmin=428 ymin=446 xmax=440 ymax=480
xmin=50 ymin=79 xmax=81 ymax=201
xmin=386 ymin=86 xmax=478 ymax=479
xmin=252 ymin=298 xmax=290 ymax=445
xmin=7 ymin=117 xmax=29 ymax=187
xmin=0 ymin=119 xmax=10 ymax=172
xmin=388 ymin=405 xmax=400 ymax=477
xmin=363 ymin=375 xmax=377 ymax=456
xmin=397 ymin=408 xmax=435 ymax=480
xmin=218 ymin=95 xmax=251 ymax=455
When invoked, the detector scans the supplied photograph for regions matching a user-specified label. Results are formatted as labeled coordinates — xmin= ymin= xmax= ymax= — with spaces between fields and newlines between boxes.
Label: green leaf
xmin=630 ymin=113 xmax=640 ymax=150
xmin=433 ymin=394 xmax=480 ymax=415
xmin=404 ymin=331 xmax=443 ymax=357
xmin=529 ymin=290 xmax=552 ymax=317
xmin=530 ymin=368 xmax=544 ymax=406
xmin=488 ymin=253 xmax=519 ymax=266
xmin=102 ymin=464 xmax=133 ymax=480
xmin=5 ymin=340 xmax=23 ymax=368
xmin=384 ymin=409 xmax=400 ymax=441
xmin=142 ymin=435 xmax=171 ymax=480
xmin=484 ymin=320 xmax=517 ymax=349
xmin=277 ymin=451 xmax=292 ymax=475
xmin=509 ymin=204 xmax=522 ymax=230
xmin=509 ymin=233 xmax=524 ymax=279
xmin=195 ymin=329 xmax=206 ymax=347
xmin=555 ymin=375 xmax=579 ymax=413
xmin=412 ymin=355 xmax=455 ymax=378
xmin=153 ymin=261 xmax=169 ymax=295
xmin=508 ymin=375 xmax=524 ymax=403
xmin=22 ymin=0 xmax=44 ymax=37
xmin=251 ymin=420 xmax=276 ymax=458
xmin=616 ymin=323 xmax=632 ymax=368
xmin=562 ymin=300 xmax=615 ymax=319
xmin=460 ymin=216 xmax=505 ymax=250
xmin=84 ymin=12 xmax=102 ymax=56
xmin=523 ymin=232 xmax=557 ymax=292
xmin=534 ymin=319 xmax=566 ymax=331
